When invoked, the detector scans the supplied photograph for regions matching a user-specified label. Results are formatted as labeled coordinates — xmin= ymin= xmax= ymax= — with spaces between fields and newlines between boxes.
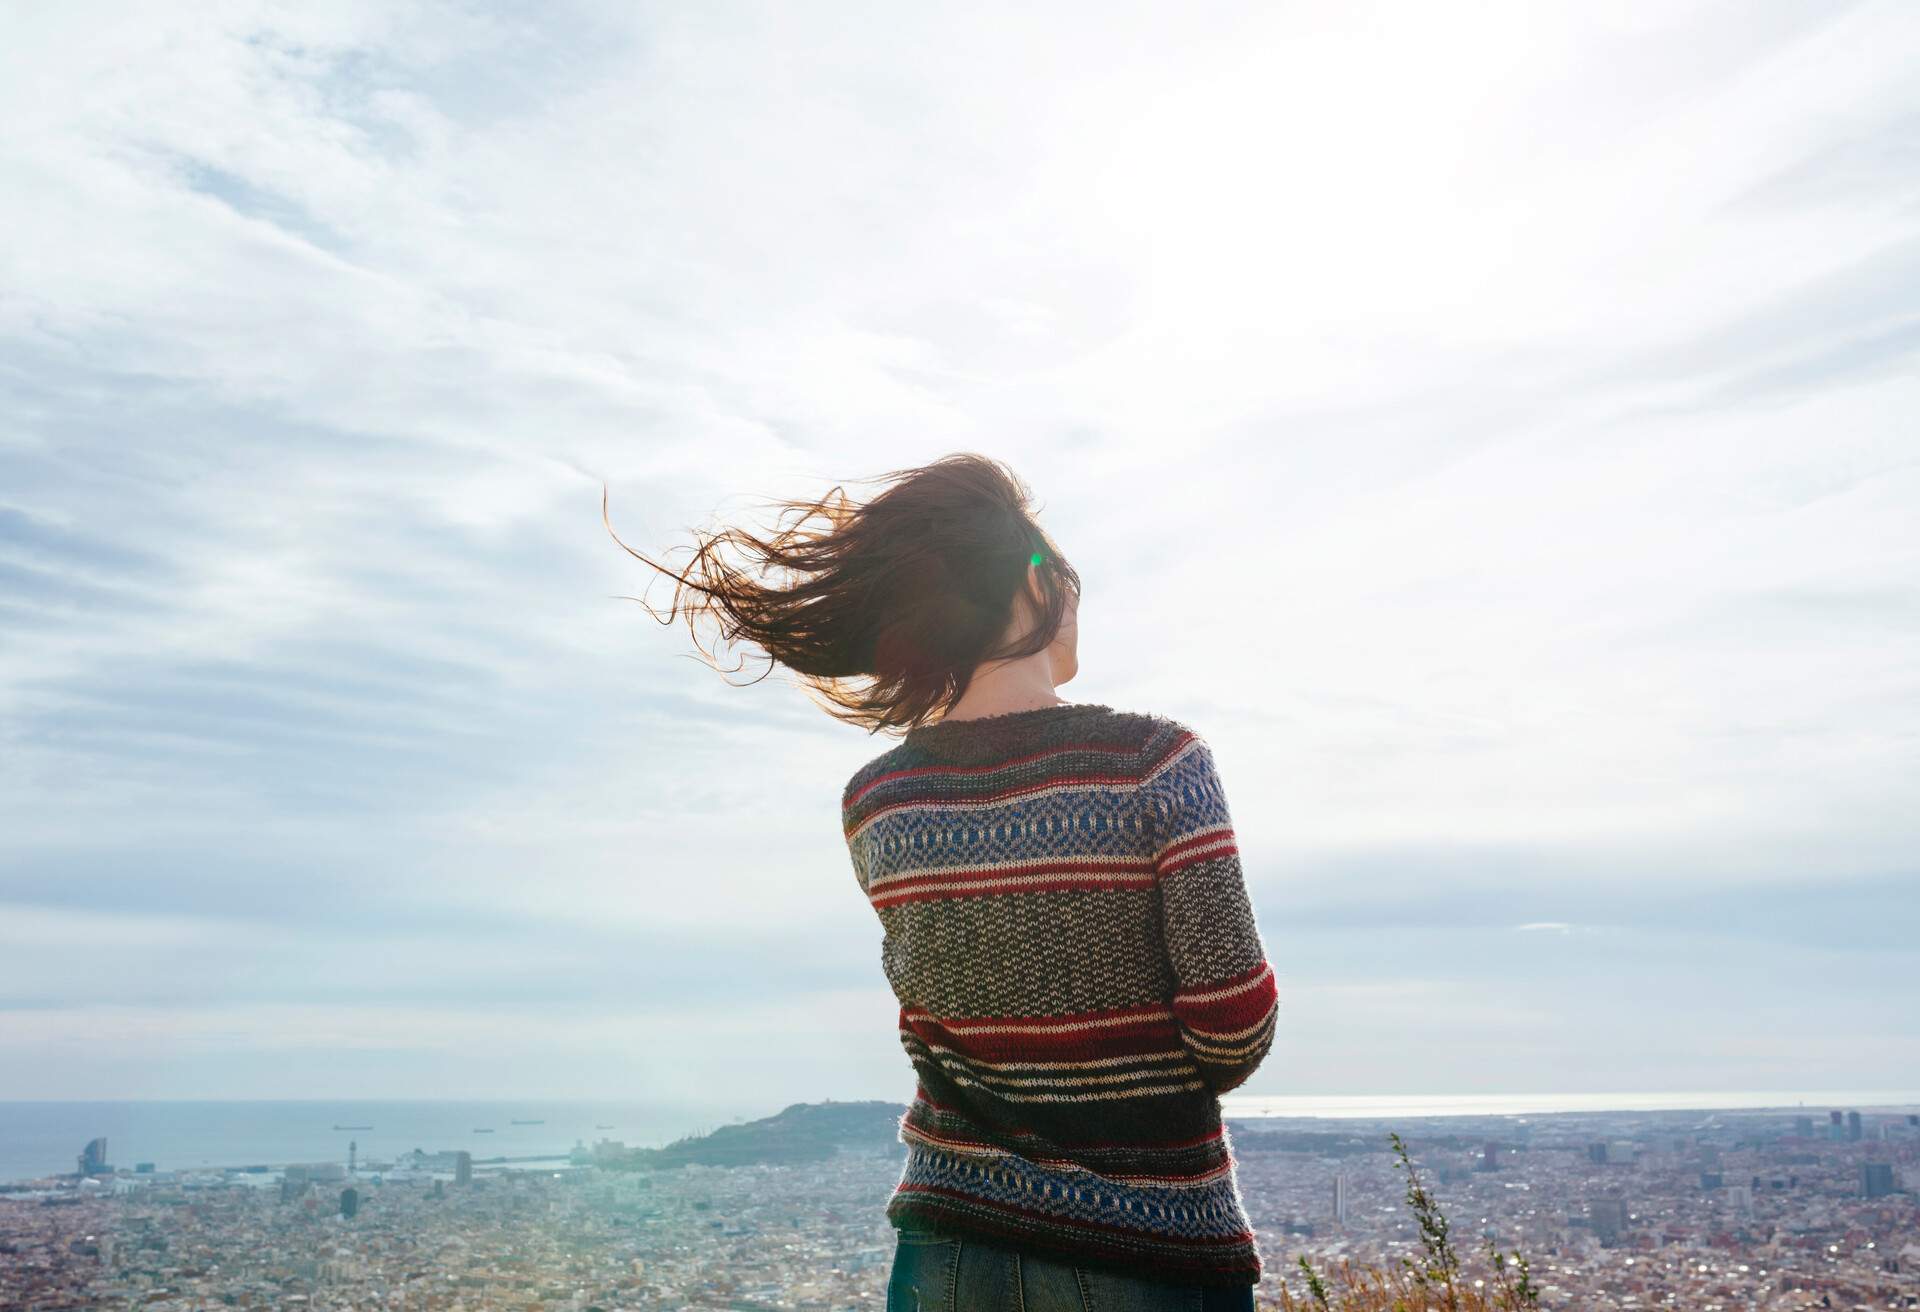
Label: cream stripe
xmin=1144 ymin=841 xmax=1236 ymax=872
xmin=905 ymin=1008 xmax=1174 ymax=1036
xmin=1182 ymin=1009 xmax=1277 ymax=1046
xmin=899 ymin=1125 xmax=1234 ymax=1190
xmin=1139 ymin=735 xmax=1205 ymax=790
xmin=1153 ymin=825 xmax=1235 ymax=865
xmin=1089 ymin=1167 xmax=1235 ymax=1189
xmin=867 ymin=852 xmax=1155 ymax=892
xmin=847 ymin=776 xmax=1150 ymax=843
xmin=938 ymin=1068 xmax=1209 ymax=1102
xmin=1173 ymin=962 xmax=1274 ymax=1006
xmin=1182 ymin=1013 xmax=1278 ymax=1056
xmin=909 ymin=1039 xmax=1194 ymax=1073
xmin=914 ymin=1046 xmax=1204 ymax=1091
xmin=870 ymin=869 xmax=1156 ymax=900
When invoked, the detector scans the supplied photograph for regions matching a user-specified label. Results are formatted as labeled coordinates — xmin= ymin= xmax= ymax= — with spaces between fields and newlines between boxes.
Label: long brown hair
xmin=603 ymin=452 xmax=1080 ymax=736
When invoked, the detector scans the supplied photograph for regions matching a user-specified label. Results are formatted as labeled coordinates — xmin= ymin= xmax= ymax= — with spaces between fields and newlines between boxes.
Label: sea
xmin=4 ymin=1090 xmax=1917 ymax=1186
xmin=0 ymin=1100 xmax=759 ymax=1187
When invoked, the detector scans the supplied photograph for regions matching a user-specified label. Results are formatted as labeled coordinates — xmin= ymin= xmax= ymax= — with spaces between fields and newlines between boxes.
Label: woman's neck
xmin=940 ymin=668 xmax=1066 ymax=722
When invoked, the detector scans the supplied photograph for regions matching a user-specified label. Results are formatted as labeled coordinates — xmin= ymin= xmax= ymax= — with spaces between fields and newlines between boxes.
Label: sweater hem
xmin=887 ymin=1196 xmax=1261 ymax=1289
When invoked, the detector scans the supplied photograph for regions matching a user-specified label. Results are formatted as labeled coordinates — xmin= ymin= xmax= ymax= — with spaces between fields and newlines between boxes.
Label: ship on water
xmin=594 ymin=1124 xmax=615 ymax=1130
xmin=472 ymin=1128 xmax=495 ymax=1134
xmin=333 ymin=1124 xmax=374 ymax=1131
xmin=510 ymin=1119 xmax=545 ymax=1125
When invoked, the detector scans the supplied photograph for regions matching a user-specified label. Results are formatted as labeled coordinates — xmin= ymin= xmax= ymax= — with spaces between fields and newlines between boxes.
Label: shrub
xmin=1280 ymin=1132 xmax=1542 ymax=1312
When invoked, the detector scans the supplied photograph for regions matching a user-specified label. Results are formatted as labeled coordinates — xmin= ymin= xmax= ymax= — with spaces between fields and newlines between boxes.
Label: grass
xmin=1278 ymin=1132 xmax=1544 ymax=1312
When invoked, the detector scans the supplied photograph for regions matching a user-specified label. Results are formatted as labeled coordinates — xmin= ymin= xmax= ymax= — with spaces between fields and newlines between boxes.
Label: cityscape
xmin=2 ymin=1100 xmax=1915 ymax=1310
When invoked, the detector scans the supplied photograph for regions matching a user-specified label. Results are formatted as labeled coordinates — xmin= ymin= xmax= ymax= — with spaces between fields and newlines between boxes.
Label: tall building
xmin=1480 ymin=1140 xmax=1500 ymax=1172
xmin=1828 ymin=1110 xmax=1846 ymax=1141
xmin=1587 ymin=1142 xmax=1609 ymax=1165
xmin=1332 ymin=1173 xmax=1350 ymax=1225
xmin=454 ymin=1151 xmax=473 ymax=1186
xmin=349 ymin=1141 xmax=357 ymax=1175
xmin=340 ymin=1187 xmax=360 ymax=1219
xmin=1726 ymin=1184 xmax=1753 ymax=1217
xmin=1590 ymin=1198 xmax=1628 ymax=1245
xmin=1846 ymin=1110 xmax=1862 ymax=1141
xmin=77 ymin=1138 xmax=109 ymax=1177
xmin=1862 ymin=1163 xmax=1895 ymax=1199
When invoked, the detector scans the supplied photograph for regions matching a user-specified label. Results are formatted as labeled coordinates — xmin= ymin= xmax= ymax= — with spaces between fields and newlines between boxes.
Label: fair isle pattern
xmin=891 ymin=1138 xmax=1259 ymax=1280
xmin=842 ymin=703 xmax=1279 ymax=1288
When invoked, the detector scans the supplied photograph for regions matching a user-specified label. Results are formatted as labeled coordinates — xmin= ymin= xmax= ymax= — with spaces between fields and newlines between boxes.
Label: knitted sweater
xmin=841 ymin=701 xmax=1278 ymax=1287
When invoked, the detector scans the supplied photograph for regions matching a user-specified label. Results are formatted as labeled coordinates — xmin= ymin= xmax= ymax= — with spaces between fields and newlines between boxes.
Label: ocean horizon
xmin=0 ymin=1099 xmax=760 ymax=1188
xmin=6 ymin=1089 xmax=1917 ymax=1186
xmin=1218 ymin=1088 xmax=1920 ymax=1121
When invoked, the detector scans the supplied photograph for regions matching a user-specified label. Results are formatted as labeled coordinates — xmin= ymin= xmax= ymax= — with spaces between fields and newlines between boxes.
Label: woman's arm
xmin=1143 ymin=726 xmax=1279 ymax=1095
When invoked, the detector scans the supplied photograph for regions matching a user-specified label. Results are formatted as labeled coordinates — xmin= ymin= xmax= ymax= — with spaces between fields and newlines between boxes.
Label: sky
xmin=1 ymin=0 xmax=1916 ymax=1105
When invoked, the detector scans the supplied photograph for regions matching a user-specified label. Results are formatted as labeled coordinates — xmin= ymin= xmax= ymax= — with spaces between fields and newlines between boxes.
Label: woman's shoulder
xmin=1124 ymin=707 xmax=1199 ymax=737
xmin=841 ymin=740 xmax=911 ymax=817
xmin=841 ymin=705 xmax=1206 ymax=814
xmin=1123 ymin=708 xmax=1207 ymax=753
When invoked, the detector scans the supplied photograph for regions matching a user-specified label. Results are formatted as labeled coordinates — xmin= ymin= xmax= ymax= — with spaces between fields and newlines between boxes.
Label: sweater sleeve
xmin=1142 ymin=726 xmax=1279 ymax=1095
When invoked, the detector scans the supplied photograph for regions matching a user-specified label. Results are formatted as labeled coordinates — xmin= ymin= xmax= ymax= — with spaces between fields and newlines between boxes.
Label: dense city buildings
xmin=1 ymin=1104 xmax=1914 ymax=1309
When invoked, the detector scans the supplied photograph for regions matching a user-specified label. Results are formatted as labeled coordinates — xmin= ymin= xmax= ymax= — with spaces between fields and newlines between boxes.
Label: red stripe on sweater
xmin=902 ymin=1008 xmax=1184 ymax=1063
xmin=1161 ymin=829 xmax=1232 ymax=862
xmin=871 ymin=855 xmax=1156 ymax=892
xmin=846 ymin=740 xmax=1143 ymax=810
xmin=907 ymin=996 xmax=1174 ymax=1027
xmin=1140 ymin=729 xmax=1201 ymax=781
xmin=1171 ymin=957 xmax=1269 ymax=1001
xmin=1159 ymin=838 xmax=1239 ymax=877
xmin=1173 ymin=961 xmax=1277 ymax=1036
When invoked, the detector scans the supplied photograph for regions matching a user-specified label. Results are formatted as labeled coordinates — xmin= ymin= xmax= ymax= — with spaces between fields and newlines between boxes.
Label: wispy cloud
xmin=2 ymin=0 xmax=1916 ymax=1098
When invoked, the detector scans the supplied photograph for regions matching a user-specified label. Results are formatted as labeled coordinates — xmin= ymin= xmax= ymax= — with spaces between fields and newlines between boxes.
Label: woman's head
xmin=605 ymin=452 xmax=1080 ymax=735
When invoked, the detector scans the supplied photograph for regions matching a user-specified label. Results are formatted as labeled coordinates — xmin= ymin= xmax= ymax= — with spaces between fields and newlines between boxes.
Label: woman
xmin=608 ymin=453 xmax=1278 ymax=1310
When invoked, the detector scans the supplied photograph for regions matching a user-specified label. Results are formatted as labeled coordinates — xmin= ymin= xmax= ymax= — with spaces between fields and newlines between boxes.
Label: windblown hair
xmin=603 ymin=452 xmax=1079 ymax=736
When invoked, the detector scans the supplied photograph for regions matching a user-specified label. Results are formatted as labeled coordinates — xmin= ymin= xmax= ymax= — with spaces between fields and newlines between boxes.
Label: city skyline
xmin=2 ymin=0 xmax=1917 ymax=1101
xmin=6 ymin=1097 xmax=1918 ymax=1306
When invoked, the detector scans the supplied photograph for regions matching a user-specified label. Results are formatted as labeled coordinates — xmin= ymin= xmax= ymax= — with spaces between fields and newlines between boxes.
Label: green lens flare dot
xmin=1030 ymin=552 xmax=1045 ymax=566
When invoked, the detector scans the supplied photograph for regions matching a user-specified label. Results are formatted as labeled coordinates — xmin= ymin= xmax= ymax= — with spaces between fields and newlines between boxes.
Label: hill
xmin=609 ymin=1099 xmax=906 ymax=1169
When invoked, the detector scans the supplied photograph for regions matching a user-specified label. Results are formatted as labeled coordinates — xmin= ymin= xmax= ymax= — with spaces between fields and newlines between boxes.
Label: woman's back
xmin=842 ymin=701 xmax=1278 ymax=1288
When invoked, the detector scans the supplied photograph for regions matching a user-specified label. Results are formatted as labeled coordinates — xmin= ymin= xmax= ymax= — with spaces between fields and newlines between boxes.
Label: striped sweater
xmin=841 ymin=701 xmax=1278 ymax=1287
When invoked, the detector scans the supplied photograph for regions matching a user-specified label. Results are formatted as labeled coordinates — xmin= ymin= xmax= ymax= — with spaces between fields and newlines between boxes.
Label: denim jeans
xmin=886 ymin=1227 xmax=1257 ymax=1312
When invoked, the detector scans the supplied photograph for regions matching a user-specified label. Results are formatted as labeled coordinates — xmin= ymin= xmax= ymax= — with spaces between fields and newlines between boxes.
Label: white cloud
xmin=1 ymin=0 xmax=1916 ymax=1098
